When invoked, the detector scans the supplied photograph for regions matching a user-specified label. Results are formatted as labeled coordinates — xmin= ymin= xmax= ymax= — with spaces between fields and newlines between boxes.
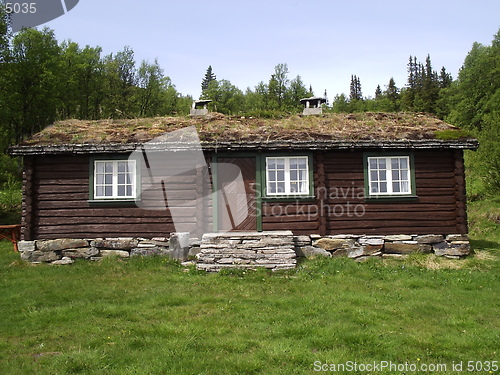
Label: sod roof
xmin=9 ymin=112 xmax=478 ymax=155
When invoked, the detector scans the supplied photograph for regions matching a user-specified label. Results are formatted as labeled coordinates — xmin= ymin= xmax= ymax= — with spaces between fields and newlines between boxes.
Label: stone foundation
xmin=17 ymin=236 xmax=202 ymax=264
xmin=196 ymin=231 xmax=297 ymax=272
xmin=297 ymin=233 xmax=471 ymax=260
xmin=17 ymin=232 xmax=471 ymax=267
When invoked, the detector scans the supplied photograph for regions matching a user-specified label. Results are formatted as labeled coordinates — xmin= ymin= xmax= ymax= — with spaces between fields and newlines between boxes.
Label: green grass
xmin=0 ymin=238 xmax=499 ymax=374
xmin=0 ymin=192 xmax=499 ymax=374
xmin=0 ymin=180 xmax=22 ymax=225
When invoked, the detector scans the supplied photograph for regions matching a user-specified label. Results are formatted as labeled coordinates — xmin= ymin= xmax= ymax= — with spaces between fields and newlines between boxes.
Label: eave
xmin=8 ymin=139 xmax=479 ymax=156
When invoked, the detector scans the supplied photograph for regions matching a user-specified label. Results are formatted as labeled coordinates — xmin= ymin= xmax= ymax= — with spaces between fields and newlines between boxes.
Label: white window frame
xmin=367 ymin=155 xmax=412 ymax=197
xmin=93 ymin=160 xmax=137 ymax=200
xmin=265 ymin=156 xmax=310 ymax=196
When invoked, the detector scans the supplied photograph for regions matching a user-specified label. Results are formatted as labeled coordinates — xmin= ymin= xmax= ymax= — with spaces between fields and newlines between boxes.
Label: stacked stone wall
xmin=196 ymin=231 xmax=296 ymax=272
xmin=296 ymin=234 xmax=470 ymax=260
xmin=17 ymin=232 xmax=470 ymax=267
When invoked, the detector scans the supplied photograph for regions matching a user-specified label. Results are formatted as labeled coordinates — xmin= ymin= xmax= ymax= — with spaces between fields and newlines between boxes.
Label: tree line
xmin=0 ymin=5 xmax=498 ymax=196
xmin=0 ymin=26 xmax=194 ymax=148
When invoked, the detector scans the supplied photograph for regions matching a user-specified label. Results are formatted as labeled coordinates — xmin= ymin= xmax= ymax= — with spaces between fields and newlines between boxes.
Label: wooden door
xmin=216 ymin=157 xmax=257 ymax=231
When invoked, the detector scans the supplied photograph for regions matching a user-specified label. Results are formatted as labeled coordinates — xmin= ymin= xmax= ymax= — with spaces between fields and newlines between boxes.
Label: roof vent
xmin=190 ymin=100 xmax=212 ymax=116
xmin=300 ymin=97 xmax=326 ymax=115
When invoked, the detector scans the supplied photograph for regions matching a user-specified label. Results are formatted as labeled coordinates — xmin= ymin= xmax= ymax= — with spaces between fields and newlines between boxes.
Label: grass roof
xmin=19 ymin=112 xmax=472 ymax=147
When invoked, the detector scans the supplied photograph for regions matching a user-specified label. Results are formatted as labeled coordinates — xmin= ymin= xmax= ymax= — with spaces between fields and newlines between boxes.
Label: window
xmin=93 ymin=160 xmax=137 ymax=199
xmin=366 ymin=155 xmax=413 ymax=197
xmin=266 ymin=156 xmax=310 ymax=196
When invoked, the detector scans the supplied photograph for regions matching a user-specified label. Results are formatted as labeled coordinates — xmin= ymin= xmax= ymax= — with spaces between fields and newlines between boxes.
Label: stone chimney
xmin=190 ymin=100 xmax=212 ymax=116
xmin=300 ymin=97 xmax=326 ymax=115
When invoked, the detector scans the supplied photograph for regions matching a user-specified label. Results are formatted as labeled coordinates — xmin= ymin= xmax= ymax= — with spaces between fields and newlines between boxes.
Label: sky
xmin=39 ymin=0 xmax=500 ymax=101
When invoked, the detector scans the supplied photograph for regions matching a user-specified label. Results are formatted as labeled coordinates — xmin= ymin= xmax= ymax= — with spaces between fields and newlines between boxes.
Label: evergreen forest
xmin=0 ymin=3 xmax=499 ymax=222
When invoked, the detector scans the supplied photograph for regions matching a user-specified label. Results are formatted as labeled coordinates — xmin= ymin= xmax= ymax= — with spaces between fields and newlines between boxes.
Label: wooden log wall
xmin=261 ymin=150 xmax=467 ymax=236
xmin=29 ymin=154 xmax=212 ymax=239
xmin=454 ymin=150 xmax=468 ymax=234
xmin=323 ymin=150 xmax=466 ymax=235
xmin=25 ymin=149 xmax=468 ymax=240
xmin=21 ymin=157 xmax=34 ymax=240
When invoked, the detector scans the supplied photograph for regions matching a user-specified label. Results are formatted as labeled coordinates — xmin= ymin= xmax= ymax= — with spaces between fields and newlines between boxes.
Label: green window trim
xmin=211 ymin=152 xmax=315 ymax=232
xmin=259 ymin=152 xmax=314 ymax=201
xmin=363 ymin=152 xmax=417 ymax=201
xmin=88 ymin=155 xmax=142 ymax=205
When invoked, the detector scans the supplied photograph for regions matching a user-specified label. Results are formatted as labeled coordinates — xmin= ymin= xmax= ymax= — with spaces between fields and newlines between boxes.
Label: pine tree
xmin=375 ymin=85 xmax=382 ymax=99
xmin=438 ymin=66 xmax=452 ymax=88
xmin=386 ymin=78 xmax=399 ymax=103
xmin=349 ymin=75 xmax=362 ymax=101
xmin=308 ymin=84 xmax=314 ymax=96
xmin=201 ymin=65 xmax=216 ymax=92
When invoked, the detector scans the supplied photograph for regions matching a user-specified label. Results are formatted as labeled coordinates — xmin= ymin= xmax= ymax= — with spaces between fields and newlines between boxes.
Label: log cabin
xmin=9 ymin=112 xmax=478 ymax=263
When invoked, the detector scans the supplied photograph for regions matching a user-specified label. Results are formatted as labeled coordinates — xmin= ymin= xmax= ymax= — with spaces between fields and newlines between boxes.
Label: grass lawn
xmin=0 ymin=238 xmax=499 ymax=375
xmin=0 ymin=197 xmax=499 ymax=374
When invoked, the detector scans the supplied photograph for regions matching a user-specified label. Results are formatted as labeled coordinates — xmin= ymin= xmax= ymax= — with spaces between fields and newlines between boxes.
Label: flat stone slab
xmin=197 ymin=231 xmax=296 ymax=272
xmin=38 ymin=239 xmax=89 ymax=252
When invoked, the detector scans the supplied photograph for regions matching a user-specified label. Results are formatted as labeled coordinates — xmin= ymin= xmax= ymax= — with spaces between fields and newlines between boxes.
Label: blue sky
xmin=43 ymin=0 xmax=500 ymax=100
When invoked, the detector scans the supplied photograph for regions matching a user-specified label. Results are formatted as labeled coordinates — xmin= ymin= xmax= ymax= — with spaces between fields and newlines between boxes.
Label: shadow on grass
xmin=470 ymin=239 xmax=500 ymax=251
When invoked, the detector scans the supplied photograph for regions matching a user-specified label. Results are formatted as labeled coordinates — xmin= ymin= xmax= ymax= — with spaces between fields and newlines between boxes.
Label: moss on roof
xmin=20 ymin=112 xmax=469 ymax=147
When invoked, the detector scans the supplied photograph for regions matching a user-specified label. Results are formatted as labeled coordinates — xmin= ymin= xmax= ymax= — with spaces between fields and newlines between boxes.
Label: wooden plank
xmin=35 ymin=223 xmax=177 ymax=234
xmin=327 ymin=219 xmax=456 ymax=230
xmin=326 ymin=211 xmax=456 ymax=221
xmin=326 ymin=226 xmax=458 ymax=235
xmin=263 ymin=221 xmax=319 ymax=231
xmin=36 ymin=207 xmax=196 ymax=217
xmin=34 ymin=216 xmax=196 ymax=226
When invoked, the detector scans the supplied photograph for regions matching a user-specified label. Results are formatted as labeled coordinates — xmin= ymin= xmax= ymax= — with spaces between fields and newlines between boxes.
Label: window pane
xmin=126 ymin=173 xmax=133 ymax=185
xmin=379 ymin=182 xmax=387 ymax=193
xmin=289 ymin=158 xmax=297 ymax=169
xmin=96 ymin=174 xmax=105 ymax=184
xmin=269 ymin=183 xmax=276 ymax=194
xmin=105 ymin=174 xmax=113 ymax=184
xmin=276 ymin=159 xmax=285 ymax=169
xmin=105 ymin=186 xmax=113 ymax=196
xmin=371 ymin=182 xmax=379 ymax=193
xmin=298 ymin=181 xmax=307 ymax=193
xmin=118 ymin=174 xmax=125 ymax=184
xmin=96 ymin=186 xmax=105 ymax=197
xmin=401 ymin=181 xmax=409 ymax=193
xmin=105 ymin=162 xmax=113 ymax=173
xmin=369 ymin=159 xmax=377 ymax=169
xmin=379 ymin=170 xmax=386 ymax=181
xmin=393 ymin=182 xmax=400 ymax=193
xmin=290 ymin=170 xmax=298 ymax=181
xmin=401 ymin=170 xmax=408 ymax=181
xmin=268 ymin=171 xmax=276 ymax=182
xmin=268 ymin=159 xmax=276 ymax=169
xmin=299 ymin=170 xmax=307 ymax=180
xmin=290 ymin=182 xmax=298 ymax=193
xmin=378 ymin=159 xmax=386 ymax=169
xmin=298 ymin=158 xmax=307 ymax=169
xmin=277 ymin=171 xmax=285 ymax=181
xmin=391 ymin=158 xmax=400 ymax=169
xmin=392 ymin=170 xmax=400 ymax=180
xmin=370 ymin=171 xmax=378 ymax=182
xmin=400 ymin=158 xmax=408 ymax=169
xmin=118 ymin=185 xmax=125 ymax=196
xmin=277 ymin=182 xmax=285 ymax=194
xmin=96 ymin=162 xmax=105 ymax=173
